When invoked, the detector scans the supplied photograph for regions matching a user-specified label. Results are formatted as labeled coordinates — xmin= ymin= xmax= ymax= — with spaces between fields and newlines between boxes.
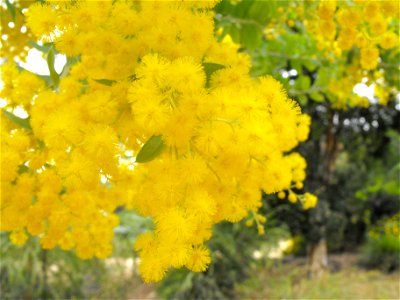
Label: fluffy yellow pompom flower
xmin=10 ymin=230 xmax=28 ymax=246
xmin=302 ymin=193 xmax=318 ymax=210
xmin=288 ymin=193 xmax=298 ymax=203
xmin=308 ymin=0 xmax=399 ymax=74
xmin=380 ymin=32 xmax=399 ymax=50
xmin=1 ymin=0 xmax=313 ymax=283
xmin=186 ymin=245 xmax=212 ymax=272
xmin=360 ymin=46 xmax=379 ymax=70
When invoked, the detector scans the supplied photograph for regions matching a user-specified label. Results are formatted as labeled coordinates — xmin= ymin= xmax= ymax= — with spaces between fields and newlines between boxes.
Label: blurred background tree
xmin=214 ymin=0 xmax=399 ymax=280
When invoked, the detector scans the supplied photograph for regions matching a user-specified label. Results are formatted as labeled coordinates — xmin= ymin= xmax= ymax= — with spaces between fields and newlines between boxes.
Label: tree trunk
xmin=308 ymin=238 xmax=328 ymax=278
xmin=307 ymin=109 xmax=339 ymax=278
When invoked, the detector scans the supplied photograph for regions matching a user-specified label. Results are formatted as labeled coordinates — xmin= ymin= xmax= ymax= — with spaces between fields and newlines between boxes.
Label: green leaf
xmin=303 ymin=60 xmax=318 ymax=72
xmin=310 ymin=92 xmax=325 ymax=102
xmin=203 ymin=62 xmax=226 ymax=88
xmin=2 ymin=110 xmax=32 ymax=131
xmin=93 ymin=79 xmax=117 ymax=86
xmin=382 ymin=181 xmax=400 ymax=196
xmin=366 ymin=178 xmax=383 ymax=193
xmin=28 ymin=41 xmax=53 ymax=53
xmin=60 ymin=55 xmax=80 ymax=79
xmin=222 ymin=24 xmax=240 ymax=44
xmin=247 ymin=1 xmax=279 ymax=24
xmin=291 ymin=61 xmax=302 ymax=72
xmin=16 ymin=63 xmax=53 ymax=86
xmin=240 ymin=24 xmax=262 ymax=51
xmin=297 ymin=75 xmax=311 ymax=90
xmin=315 ymin=67 xmax=330 ymax=87
xmin=46 ymin=46 xmax=60 ymax=86
xmin=5 ymin=0 xmax=16 ymax=22
xmin=297 ymin=94 xmax=308 ymax=106
xmin=18 ymin=164 xmax=29 ymax=174
xmin=136 ymin=135 xmax=165 ymax=163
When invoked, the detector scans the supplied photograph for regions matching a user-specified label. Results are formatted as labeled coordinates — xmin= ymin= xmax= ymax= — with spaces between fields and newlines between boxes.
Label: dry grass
xmin=237 ymin=254 xmax=400 ymax=300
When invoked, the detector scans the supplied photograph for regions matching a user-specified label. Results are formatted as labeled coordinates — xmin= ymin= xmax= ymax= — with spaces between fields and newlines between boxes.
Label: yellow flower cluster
xmin=369 ymin=213 xmax=400 ymax=240
xmin=327 ymin=62 xmax=394 ymax=109
xmin=245 ymin=212 xmax=267 ymax=235
xmin=327 ymin=62 xmax=370 ymax=109
xmin=278 ymin=188 xmax=318 ymax=210
xmin=306 ymin=0 xmax=399 ymax=70
xmin=264 ymin=4 xmax=306 ymax=41
xmin=1 ymin=0 xmax=313 ymax=282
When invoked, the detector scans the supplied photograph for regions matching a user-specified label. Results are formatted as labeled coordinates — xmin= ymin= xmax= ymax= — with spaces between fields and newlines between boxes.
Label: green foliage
xmin=359 ymin=234 xmax=400 ymax=272
xmin=28 ymin=41 xmax=53 ymax=53
xmin=215 ymin=0 xmax=342 ymax=111
xmin=215 ymin=0 xmax=279 ymax=50
xmin=380 ymin=38 xmax=400 ymax=88
xmin=355 ymin=129 xmax=400 ymax=200
xmin=326 ymin=212 xmax=348 ymax=252
xmin=0 ymin=233 xmax=104 ymax=299
xmin=202 ymin=62 xmax=225 ymax=87
xmin=135 ymin=135 xmax=165 ymax=163
xmin=15 ymin=63 xmax=53 ymax=87
xmin=93 ymin=79 xmax=117 ymax=86
xmin=359 ymin=214 xmax=400 ymax=273
xmin=115 ymin=210 xmax=154 ymax=241
xmin=5 ymin=0 xmax=16 ymax=21
xmin=2 ymin=110 xmax=32 ymax=131
xmin=46 ymin=46 xmax=60 ymax=86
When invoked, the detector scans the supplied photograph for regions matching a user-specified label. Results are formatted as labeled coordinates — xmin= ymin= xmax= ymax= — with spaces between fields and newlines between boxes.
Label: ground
xmin=236 ymin=254 xmax=400 ymax=300
xmin=93 ymin=253 xmax=400 ymax=299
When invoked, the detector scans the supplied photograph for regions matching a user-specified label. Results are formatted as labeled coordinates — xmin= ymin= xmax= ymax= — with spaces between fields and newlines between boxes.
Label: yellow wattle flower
xmin=1 ymin=0 xmax=313 ymax=283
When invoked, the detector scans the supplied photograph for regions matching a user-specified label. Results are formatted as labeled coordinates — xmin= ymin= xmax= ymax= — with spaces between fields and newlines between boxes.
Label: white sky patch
xmin=280 ymin=69 xmax=298 ymax=79
xmin=13 ymin=106 xmax=29 ymax=118
xmin=18 ymin=48 xmax=66 ymax=75
xmin=18 ymin=49 xmax=48 ymax=75
xmin=0 ymin=48 xmax=66 ymax=114
xmin=396 ymin=94 xmax=400 ymax=111
xmin=288 ymin=69 xmax=298 ymax=77
xmin=100 ymin=174 xmax=108 ymax=185
xmin=353 ymin=82 xmax=377 ymax=104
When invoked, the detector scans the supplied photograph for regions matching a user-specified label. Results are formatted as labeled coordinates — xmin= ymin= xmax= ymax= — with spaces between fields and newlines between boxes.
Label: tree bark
xmin=308 ymin=238 xmax=328 ymax=278
xmin=307 ymin=109 xmax=339 ymax=278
